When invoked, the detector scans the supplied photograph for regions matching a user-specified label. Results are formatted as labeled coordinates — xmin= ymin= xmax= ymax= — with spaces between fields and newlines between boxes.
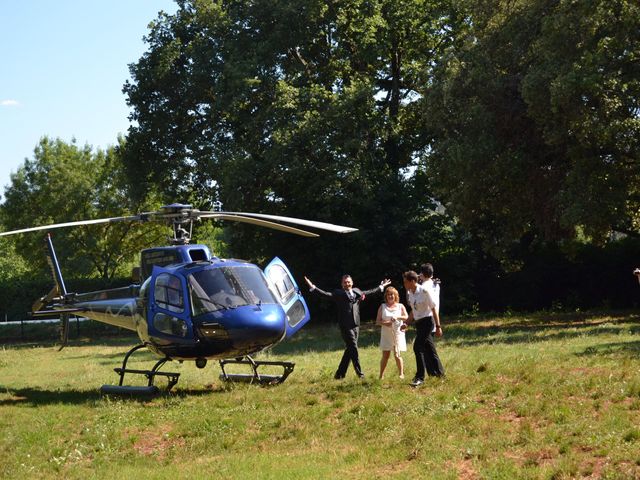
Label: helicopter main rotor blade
xmin=0 ymin=215 xmax=142 ymax=237
xmin=0 ymin=205 xmax=356 ymax=240
xmin=201 ymin=211 xmax=358 ymax=234
xmin=199 ymin=214 xmax=320 ymax=237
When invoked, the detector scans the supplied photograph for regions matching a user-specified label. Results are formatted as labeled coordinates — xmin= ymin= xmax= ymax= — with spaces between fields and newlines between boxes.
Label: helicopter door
xmin=148 ymin=267 xmax=192 ymax=340
xmin=264 ymin=257 xmax=310 ymax=338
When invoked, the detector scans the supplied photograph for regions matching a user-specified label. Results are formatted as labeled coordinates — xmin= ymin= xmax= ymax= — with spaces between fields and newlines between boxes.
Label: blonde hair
xmin=384 ymin=286 xmax=399 ymax=303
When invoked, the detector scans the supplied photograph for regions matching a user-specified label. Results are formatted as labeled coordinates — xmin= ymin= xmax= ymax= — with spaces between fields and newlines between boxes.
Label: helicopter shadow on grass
xmin=0 ymin=383 xmax=268 ymax=407
xmin=0 ymin=385 xmax=103 ymax=406
xmin=0 ymin=382 xmax=234 ymax=406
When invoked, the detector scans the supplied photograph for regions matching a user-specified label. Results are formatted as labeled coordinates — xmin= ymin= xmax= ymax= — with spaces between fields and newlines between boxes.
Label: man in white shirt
xmin=403 ymin=270 xmax=445 ymax=386
xmin=419 ymin=263 xmax=440 ymax=319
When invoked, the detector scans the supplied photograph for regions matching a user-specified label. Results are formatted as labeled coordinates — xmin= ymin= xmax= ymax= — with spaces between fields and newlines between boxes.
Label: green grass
xmin=2 ymin=311 xmax=640 ymax=479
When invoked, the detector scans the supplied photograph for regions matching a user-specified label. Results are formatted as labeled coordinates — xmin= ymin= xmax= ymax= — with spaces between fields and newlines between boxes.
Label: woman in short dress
xmin=376 ymin=286 xmax=408 ymax=379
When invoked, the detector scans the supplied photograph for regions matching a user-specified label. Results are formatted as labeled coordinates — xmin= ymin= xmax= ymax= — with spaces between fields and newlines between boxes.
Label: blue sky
xmin=0 ymin=0 xmax=178 ymax=196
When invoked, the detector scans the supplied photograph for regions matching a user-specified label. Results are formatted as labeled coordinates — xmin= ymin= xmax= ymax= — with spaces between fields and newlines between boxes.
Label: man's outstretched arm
xmin=304 ymin=276 xmax=333 ymax=297
xmin=360 ymin=278 xmax=392 ymax=297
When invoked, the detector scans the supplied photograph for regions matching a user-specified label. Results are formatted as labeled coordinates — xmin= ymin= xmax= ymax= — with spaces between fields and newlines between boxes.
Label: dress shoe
xmin=334 ymin=373 xmax=345 ymax=380
xmin=410 ymin=378 xmax=424 ymax=387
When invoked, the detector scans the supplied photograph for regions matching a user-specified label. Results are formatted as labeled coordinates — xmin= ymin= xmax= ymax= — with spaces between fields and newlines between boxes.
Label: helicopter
xmin=0 ymin=203 xmax=357 ymax=395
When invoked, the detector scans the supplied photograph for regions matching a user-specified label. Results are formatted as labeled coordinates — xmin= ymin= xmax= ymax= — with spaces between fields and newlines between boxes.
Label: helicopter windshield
xmin=188 ymin=265 xmax=277 ymax=316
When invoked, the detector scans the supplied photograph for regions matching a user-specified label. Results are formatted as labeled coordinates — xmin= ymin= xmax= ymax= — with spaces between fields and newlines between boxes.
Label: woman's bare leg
xmin=379 ymin=350 xmax=391 ymax=379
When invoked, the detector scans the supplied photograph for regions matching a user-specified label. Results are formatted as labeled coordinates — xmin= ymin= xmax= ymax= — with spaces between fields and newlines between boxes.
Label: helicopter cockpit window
xmin=154 ymin=273 xmax=184 ymax=313
xmin=189 ymin=266 xmax=277 ymax=317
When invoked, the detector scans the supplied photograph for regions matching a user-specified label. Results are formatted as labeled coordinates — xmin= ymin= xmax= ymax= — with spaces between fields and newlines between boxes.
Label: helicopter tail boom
xmin=35 ymin=234 xmax=140 ymax=332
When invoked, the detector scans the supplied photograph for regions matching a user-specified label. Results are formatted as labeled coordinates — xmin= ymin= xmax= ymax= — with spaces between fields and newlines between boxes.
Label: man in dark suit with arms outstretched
xmin=305 ymin=274 xmax=391 ymax=379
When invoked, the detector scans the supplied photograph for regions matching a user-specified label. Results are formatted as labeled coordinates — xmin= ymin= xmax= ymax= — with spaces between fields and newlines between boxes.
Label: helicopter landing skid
xmin=219 ymin=356 xmax=295 ymax=385
xmin=100 ymin=344 xmax=180 ymax=396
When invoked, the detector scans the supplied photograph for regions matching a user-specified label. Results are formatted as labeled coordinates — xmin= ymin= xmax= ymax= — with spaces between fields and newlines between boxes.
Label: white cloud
xmin=1 ymin=100 xmax=20 ymax=106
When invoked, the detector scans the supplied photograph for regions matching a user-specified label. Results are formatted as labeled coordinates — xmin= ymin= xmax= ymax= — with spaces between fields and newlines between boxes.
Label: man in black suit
xmin=304 ymin=274 xmax=391 ymax=379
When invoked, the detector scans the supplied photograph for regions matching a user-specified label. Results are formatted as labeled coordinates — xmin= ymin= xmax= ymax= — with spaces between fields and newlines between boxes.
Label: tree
xmin=1 ymin=137 xmax=165 ymax=280
xmin=123 ymin=0 xmax=464 ymax=281
xmin=0 ymin=237 xmax=28 ymax=282
xmin=521 ymin=0 xmax=640 ymax=240
xmin=425 ymin=0 xmax=640 ymax=257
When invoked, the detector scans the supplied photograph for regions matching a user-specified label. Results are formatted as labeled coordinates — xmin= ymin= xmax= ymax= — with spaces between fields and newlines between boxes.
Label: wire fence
xmin=0 ymin=316 xmax=132 ymax=344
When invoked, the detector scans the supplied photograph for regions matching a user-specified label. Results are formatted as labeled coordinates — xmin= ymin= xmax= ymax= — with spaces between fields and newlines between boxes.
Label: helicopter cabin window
xmin=287 ymin=299 xmax=306 ymax=328
xmin=268 ymin=265 xmax=296 ymax=305
xmin=155 ymin=273 xmax=184 ymax=313
xmin=189 ymin=266 xmax=277 ymax=317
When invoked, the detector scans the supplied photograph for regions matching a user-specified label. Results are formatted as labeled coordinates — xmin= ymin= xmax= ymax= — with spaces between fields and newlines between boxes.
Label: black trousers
xmin=336 ymin=326 xmax=362 ymax=378
xmin=413 ymin=316 xmax=445 ymax=379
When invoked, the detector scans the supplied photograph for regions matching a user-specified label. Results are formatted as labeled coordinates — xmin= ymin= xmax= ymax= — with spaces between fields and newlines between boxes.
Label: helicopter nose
xmin=200 ymin=305 xmax=286 ymax=353
xmin=223 ymin=306 xmax=287 ymax=351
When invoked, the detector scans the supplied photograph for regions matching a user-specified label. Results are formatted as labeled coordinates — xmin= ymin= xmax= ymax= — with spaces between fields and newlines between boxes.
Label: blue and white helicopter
xmin=0 ymin=203 xmax=356 ymax=395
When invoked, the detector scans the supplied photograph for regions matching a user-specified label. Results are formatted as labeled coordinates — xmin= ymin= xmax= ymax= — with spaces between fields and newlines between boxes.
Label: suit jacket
xmin=312 ymin=286 xmax=381 ymax=330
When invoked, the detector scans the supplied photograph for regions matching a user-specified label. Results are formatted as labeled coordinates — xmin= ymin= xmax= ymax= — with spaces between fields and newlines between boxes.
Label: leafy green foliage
xmin=123 ymin=0 xmax=464 ymax=283
xmin=0 ymin=137 xmax=165 ymax=280
xmin=521 ymin=0 xmax=640 ymax=240
xmin=426 ymin=0 xmax=640 ymax=255
xmin=0 ymin=237 xmax=28 ymax=283
xmin=3 ymin=0 xmax=638 ymax=321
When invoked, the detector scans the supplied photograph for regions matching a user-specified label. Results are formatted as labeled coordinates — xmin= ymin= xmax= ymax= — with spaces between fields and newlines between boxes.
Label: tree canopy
xmin=1 ymin=137 xmax=165 ymax=280
xmin=123 ymin=0 xmax=464 ymax=280
xmin=425 ymin=0 xmax=640 ymax=256
xmin=2 ymin=0 xmax=639 ymax=318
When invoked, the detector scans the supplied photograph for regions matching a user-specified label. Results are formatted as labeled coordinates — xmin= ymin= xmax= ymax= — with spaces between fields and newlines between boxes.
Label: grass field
xmin=1 ymin=311 xmax=640 ymax=479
